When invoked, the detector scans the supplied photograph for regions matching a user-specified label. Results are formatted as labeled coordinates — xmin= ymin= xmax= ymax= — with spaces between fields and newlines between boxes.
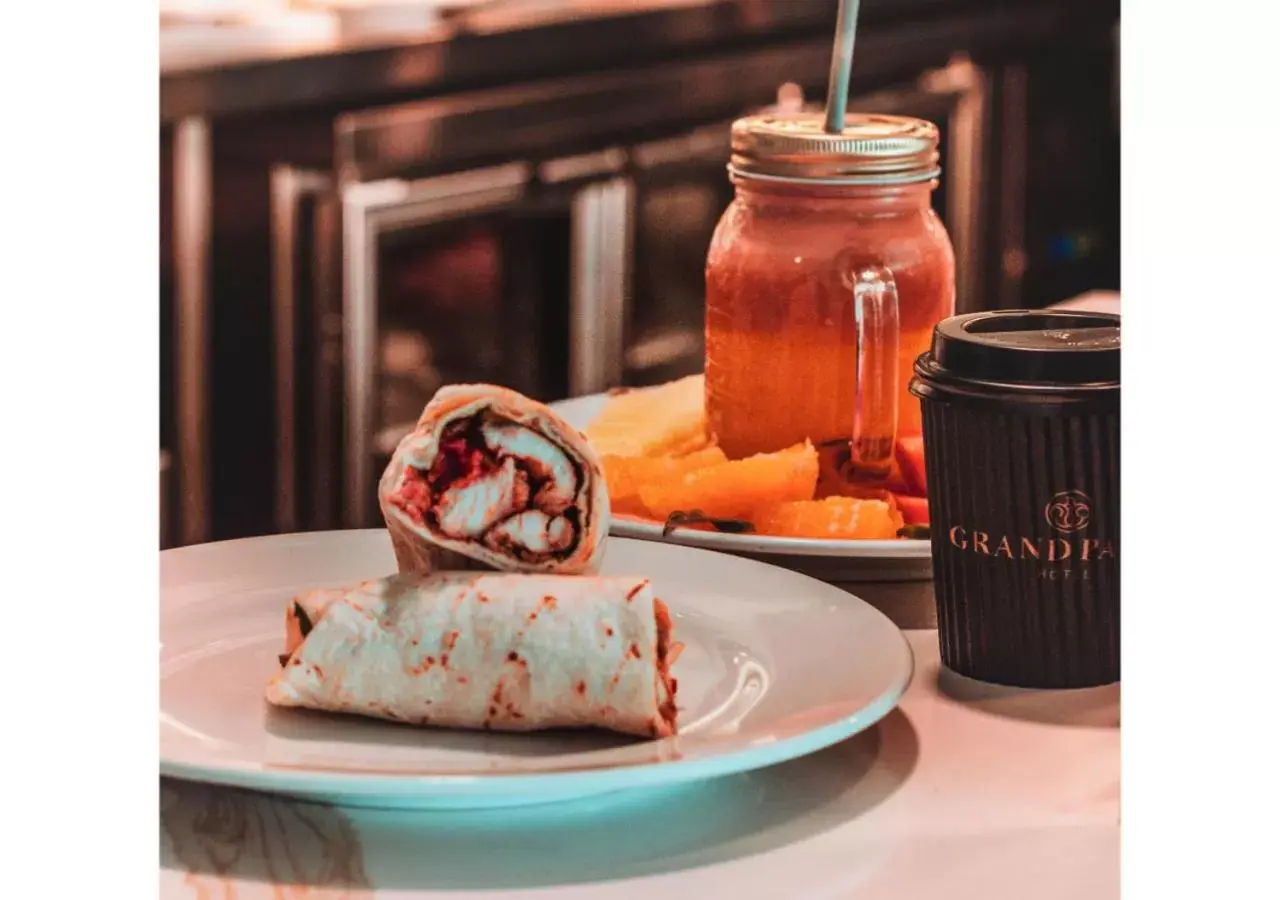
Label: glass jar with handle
xmin=705 ymin=113 xmax=956 ymax=480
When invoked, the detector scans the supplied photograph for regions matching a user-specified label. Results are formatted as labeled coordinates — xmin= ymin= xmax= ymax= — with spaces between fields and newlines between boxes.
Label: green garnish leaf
xmin=663 ymin=509 xmax=756 ymax=537
xmin=709 ymin=518 xmax=755 ymax=534
xmin=897 ymin=524 xmax=931 ymax=540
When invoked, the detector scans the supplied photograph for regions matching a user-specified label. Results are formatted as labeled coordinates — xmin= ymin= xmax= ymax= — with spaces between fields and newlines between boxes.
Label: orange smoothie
xmin=705 ymin=181 xmax=955 ymax=460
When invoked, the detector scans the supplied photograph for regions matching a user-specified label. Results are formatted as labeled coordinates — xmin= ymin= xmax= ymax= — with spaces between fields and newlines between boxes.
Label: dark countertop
xmin=160 ymin=0 xmax=1064 ymax=123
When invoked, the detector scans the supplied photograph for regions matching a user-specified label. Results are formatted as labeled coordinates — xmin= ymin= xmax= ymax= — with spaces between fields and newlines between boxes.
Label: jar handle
xmin=847 ymin=264 xmax=900 ymax=478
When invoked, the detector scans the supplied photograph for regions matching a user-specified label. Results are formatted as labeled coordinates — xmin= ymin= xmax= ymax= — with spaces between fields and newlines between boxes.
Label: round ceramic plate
xmin=160 ymin=531 xmax=913 ymax=810
xmin=550 ymin=393 xmax=931 ymax=561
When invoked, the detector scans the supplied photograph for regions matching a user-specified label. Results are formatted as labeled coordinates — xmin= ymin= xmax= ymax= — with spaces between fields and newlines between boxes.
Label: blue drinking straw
xmin=823 ymin=0 xmax=862 ymax=134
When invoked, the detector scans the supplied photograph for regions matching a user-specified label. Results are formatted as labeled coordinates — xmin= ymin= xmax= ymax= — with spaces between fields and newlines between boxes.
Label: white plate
xmin=550 ymin=393 xmax=930 ymax=561
xmin=160 ymin=531 xmax=912 ymax=810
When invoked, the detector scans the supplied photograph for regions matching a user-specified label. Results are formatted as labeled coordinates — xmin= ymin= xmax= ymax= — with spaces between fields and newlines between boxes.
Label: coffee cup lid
xmin=920 ymin=310 xmax=1120 ymax=390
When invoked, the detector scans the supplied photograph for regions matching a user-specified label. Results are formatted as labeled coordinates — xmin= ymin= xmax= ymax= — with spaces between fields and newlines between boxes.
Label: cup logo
xmin=944 ymin=488 xmax=1113 ymax=582
xmin=1044 ymin=490 xmax=1091 ymax=534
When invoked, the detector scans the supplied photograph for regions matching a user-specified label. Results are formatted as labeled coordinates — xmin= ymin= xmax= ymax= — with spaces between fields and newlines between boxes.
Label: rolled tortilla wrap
xmin=378 ymin=384 xmax=609 ymax=575
xmin=267 ymin=572 xmax=679 ymax=738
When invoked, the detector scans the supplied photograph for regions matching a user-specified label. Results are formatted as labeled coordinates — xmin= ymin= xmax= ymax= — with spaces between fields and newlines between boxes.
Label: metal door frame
xmin=338 ymin=163 xmax=531 ymax=527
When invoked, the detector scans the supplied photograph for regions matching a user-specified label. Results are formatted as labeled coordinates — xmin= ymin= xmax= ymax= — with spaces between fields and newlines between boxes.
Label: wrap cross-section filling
xmin=388 ymin=411 xmax=587 ymax=566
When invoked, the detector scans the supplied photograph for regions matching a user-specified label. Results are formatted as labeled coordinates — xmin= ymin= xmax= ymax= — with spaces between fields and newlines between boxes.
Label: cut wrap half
xmin=266 ymin=572 xmax=679 ymax=738
xmin=379 ymin=384 xmax=610 ymax=575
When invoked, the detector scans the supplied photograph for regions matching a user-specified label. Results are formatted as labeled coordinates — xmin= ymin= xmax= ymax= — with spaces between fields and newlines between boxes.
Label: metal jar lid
xmin=729 ymin=112 xmax=941 ymax=186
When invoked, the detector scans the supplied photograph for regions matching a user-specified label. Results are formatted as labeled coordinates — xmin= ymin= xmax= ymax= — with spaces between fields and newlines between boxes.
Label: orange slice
xmin=602 ymin=447 xmax=728 ymax=517
xmin=637 ymin=441 xmax=819 ymax=521
xmin=750 ymin=496 xmax=905 ymax=540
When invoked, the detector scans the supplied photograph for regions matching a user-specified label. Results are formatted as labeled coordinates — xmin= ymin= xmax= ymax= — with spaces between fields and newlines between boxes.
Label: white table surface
xmin=1048 ymin=291 xmax=1120 ymax=316
xmin=160 ymin=630 xmax=1119 ymax=899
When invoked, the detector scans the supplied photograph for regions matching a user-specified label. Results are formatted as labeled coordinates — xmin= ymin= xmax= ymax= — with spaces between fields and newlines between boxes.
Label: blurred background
xmin=159 ymin=0 xmax=1119 ymax=549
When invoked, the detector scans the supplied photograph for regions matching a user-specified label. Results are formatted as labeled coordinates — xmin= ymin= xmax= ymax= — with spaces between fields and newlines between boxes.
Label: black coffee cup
xmin=909 ymin=310 xmax=1120 ymax=688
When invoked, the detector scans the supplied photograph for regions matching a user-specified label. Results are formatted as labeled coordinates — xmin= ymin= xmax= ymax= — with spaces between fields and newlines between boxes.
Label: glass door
xmin=624 ymin=125 xmax=734 ymax=387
